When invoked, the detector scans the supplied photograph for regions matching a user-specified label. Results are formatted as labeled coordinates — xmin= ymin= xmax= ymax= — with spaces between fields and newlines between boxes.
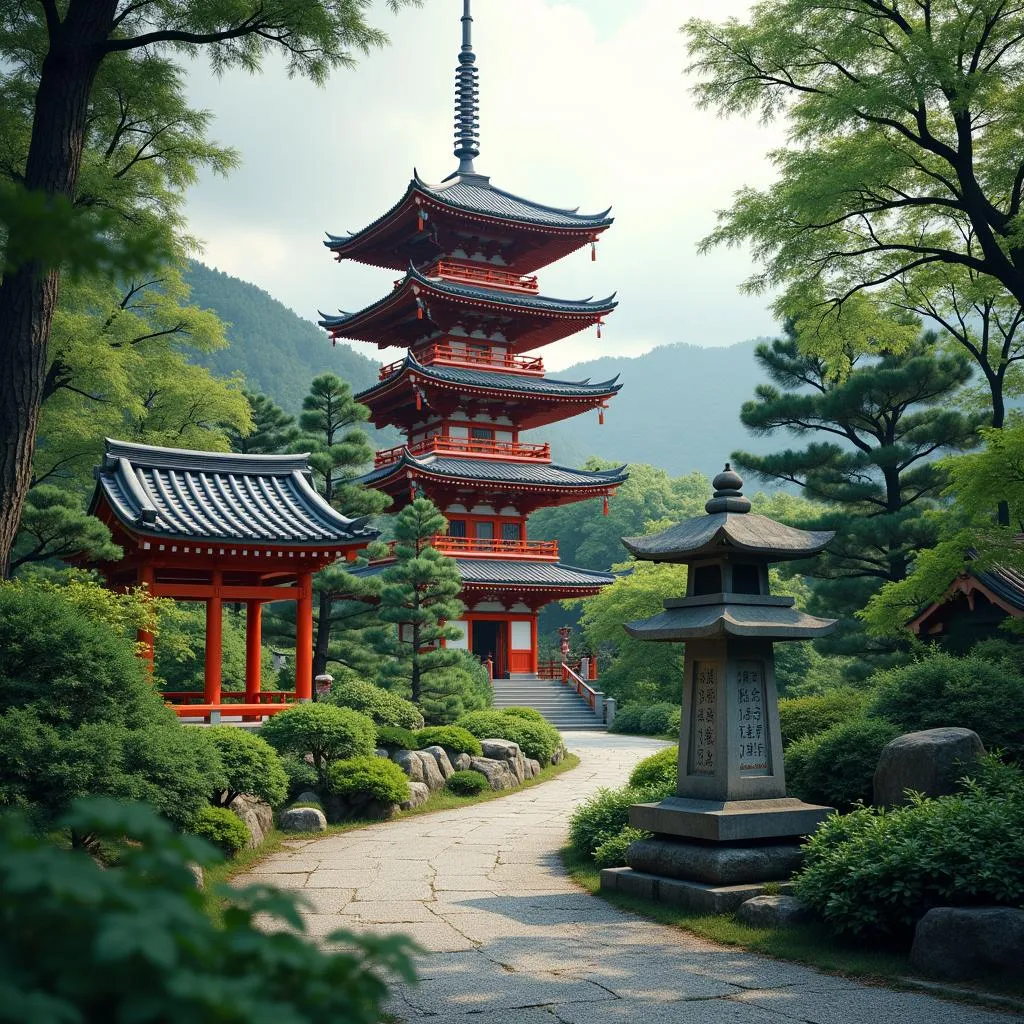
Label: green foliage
xmin=0 ymin=581 xmax=222 ymax=833
xmin=327 ymin=756 xmax=410 ymax=806
xmin=445 ymin=771 xmax=489 ymax=796
xmin=593 ymin=827 xmax=651 ymax=870
xmin=260 ymin=704 xmax=376 ymax=791
xmin=280 ymin=755 xmax=318 ymax=799
xmin=778 ymin=689 xmax=872 ymax=747
xmin=455 ymin=710 xmax=562 ymax=765
xmin=190 ymin=804 xmax=250 ymax=857
xmin=9 ymin=485 xmax=121 ymax=571
xmin=785 ymin=717 xmax=901 ymax=810
xmin=795 ymin=758 xmax=1024 ymax=938
xmin=414 ymin=726 xmax=482 ymax=757
xmin=325 ymin=677 xmax=424 ymax=729
xmin=868 ymin=650 xmax=1024 ymax=759
xmin=610 ymin=703 xmax=680 ymax=737
xmin=628 ymin=746 xmax=679 ymax=789
xmin=205 ymin=726 xmax=288 ymax=808
xmin=500 ymin=706 xmax=546 ymax=723
xmin=568 ymin=782 xmax=674 ymax=861
xmin=228 ymin=390 xmax=300 ymax=454
xmin=0 ymin=797 xmax=416 ymax=1021
xmin=375 ymin=726 xmax=418 ymax=751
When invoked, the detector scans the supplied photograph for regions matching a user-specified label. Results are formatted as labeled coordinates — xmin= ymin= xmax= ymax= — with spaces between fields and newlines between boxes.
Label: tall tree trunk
xmin=312 ymin=590 xmax=332 ymax=684
xmin=0 ymin=1 xmax=114 ymax=576
xmin=986 ymin=372 xmax=1011 ymax=527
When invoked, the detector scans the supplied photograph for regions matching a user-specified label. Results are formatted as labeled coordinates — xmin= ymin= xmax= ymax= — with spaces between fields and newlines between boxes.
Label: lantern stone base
xmin=600 ymin=867 xmax=796 ymax=914
xmin=625 ymin=836 xmax=804 ymax=885
xmin=629 ymin=796 xmax=833 ymax=843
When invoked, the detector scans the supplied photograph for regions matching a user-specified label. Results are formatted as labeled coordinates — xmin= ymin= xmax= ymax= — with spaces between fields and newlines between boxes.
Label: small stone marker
xmin=735 ymin=895 xmax=812 ymax=928
xmin=280 ymin=807 xmax=327 ymax=833
xmin=873 ymin=727 xmax=986 ymax=808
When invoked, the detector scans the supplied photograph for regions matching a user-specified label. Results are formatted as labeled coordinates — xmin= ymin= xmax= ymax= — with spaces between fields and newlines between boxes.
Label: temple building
xmin=320 ymin=0 xmax=626 ymax=677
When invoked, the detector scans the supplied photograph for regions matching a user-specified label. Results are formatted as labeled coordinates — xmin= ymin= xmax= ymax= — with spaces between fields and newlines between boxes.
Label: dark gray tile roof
xmin=359 ymin=453 xmax=627 ymax=490
xmin=352 ymin=558 xmax=615 ymax=589
xmin=625 ymin=602 xmax=836 ymax=642
xmin=359 ymin=352 xmax=621 ymax=402
xmin=319 ymin=266 xmax=616 ymax=331
xmin=623 ymin=513 xmax=833 ymax=563
xmin=93 ymin=438 xmax=378 ymax=547
xmin=975 ymin=563 xmax=1024 ymax=611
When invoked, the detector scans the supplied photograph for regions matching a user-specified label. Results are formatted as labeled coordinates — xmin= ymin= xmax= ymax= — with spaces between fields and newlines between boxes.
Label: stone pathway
xmin=240 ymin=733 xmax=1018 ymax=1023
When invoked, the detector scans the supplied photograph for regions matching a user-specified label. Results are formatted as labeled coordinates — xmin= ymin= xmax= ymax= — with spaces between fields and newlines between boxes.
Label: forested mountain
xmin=182 ymin=261 xmax=774 ymax=478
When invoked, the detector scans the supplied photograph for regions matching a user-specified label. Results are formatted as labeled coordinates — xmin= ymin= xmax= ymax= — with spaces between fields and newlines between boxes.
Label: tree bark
xmin=312 ymin=590 xmax=332 ymax=684
xmin=0 ymin=0 xmax=116 ymax=576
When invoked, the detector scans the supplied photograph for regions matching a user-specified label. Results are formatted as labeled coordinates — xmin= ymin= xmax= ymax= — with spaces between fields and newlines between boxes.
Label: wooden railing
xmin=379 ymin=343 xmax=545 ymax=379
xmin=430 ymin=259 xmax=539 ymax=293
xmin=374 ymin=435 xmax=550 ymax=467
xmin=561 ymin=662 xmax=604 ymax=716
xmin=432 ymin=536 xmax=559 ymax=560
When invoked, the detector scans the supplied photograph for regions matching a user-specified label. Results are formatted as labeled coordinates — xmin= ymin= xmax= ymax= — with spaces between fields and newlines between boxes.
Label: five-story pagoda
xmin=320 ymin=0 xmax=626 ymax=677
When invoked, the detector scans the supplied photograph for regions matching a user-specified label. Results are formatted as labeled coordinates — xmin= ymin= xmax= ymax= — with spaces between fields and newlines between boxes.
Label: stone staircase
xmin=491 ymin=674 xmax=606 ymax=731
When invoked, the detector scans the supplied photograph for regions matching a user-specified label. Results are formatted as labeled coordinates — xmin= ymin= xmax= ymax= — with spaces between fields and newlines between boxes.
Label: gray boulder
xmin=526 ymin=758 xmax=542 ymax=779
xmin=229 ymin=794 xmax=274 ymax=849
xmin=421 ymin=745 xmax=454 ymax=779
xmin=375 ymin=746 xmax=390 ymax=758
xmin=416 ymin=750 xmax=446 ymax=791
xmin=280 ymin=807 xmax=327 ymax=833
xmin=454 ymin=753 xmax=473 ymax=771
xmin=469 ymin=756 xmax=517 ymax=791
xmin=874 ymin=728 xmax=985 ymax=808
xmin=363 ymin=800 xmax=400 ymax=821
xmin=911 ymin=907 xmax=1024 ymax=982
xmin=550 ymin=745 xmax=565 ymax=765
xmin=481 ymin=738 xmax=526 ymax=783
xmin=736 ymin=895 xmax=812 ymax=928
xmin=294 ymin=791 xmax=321 ymax=806
xmin=392 ymin=748 xmax=424 ymax=784
xmin=401 ymin=781 xmax=431 ymax=810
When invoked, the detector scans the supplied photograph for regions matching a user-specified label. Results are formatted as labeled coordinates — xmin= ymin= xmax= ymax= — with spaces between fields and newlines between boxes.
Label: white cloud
xmin=183 ymin=0 xmax=782 ymax=371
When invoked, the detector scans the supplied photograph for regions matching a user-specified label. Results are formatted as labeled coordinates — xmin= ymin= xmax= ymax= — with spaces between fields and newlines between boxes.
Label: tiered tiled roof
xmin=352 ymin=557 xmax=616 ymax=592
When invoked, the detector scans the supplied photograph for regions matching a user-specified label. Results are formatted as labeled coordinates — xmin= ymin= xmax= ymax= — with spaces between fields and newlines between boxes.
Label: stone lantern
xmin=600 ymin=465 xmax=838 ymax=911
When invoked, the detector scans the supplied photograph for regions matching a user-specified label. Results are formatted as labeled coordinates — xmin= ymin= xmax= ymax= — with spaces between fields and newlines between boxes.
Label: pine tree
xmin=229 ymin=391 xmax=300 ymax=455
xmin=734 ymin=329 xmax=982 ymax=653
xmin=377 ymin=499 xmax=485 ymax=723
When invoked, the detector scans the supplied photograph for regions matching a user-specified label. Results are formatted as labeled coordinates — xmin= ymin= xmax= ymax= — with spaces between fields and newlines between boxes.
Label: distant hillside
xmin=183 ymin=262 xmax=382 ymax=413
xmin=535 ymin=341 xmax=776 ymax=480
xmin=182 ymin=262 xmax=776 ymax=479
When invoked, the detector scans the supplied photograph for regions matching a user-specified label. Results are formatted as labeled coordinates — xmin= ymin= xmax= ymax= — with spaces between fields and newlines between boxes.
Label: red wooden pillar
xmin=530 ymin=614 xmax=539 ymax=675
xmin=295 ymin=572 xmax=313 ymax=701
xmin=136 ymin=565 xmax=155 ymax=673
xmin=204 ymin=570 xmax=223 ymax=705
xmin=245 ymin=600 xmax=263 ymax=703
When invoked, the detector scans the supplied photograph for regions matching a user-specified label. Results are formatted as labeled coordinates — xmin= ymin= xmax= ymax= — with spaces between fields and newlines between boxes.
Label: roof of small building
xmin=973 ymin=563 xmax=1024 ymax=611
xmin=359 ymin=352 xmax=621 ymax=402
xmin=359 ymin=452 xmax=627 ymax=490
xmin=319 ymin=265 xmax=617 ymax=333
xmin=623 ymin=465 xmax=833 ymax=563
xmin=352 ymin=557 xmax=615 ymax=589
xmin=92 ymin=438 xmax=377 ymax=547
xmin=625 ymin=602 xmax=836 ymax=642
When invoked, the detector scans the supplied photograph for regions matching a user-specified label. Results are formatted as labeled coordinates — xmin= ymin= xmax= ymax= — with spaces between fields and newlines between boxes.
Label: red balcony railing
xmin=430 ymin=259 xmax=539 ymax=293
xmin=379 ymin=342 xmax=545 ymax=379
xmin=379 ymin=536 xmax=560 ymax=561
xmin=374 ymin=435 xmax=551 ymax=467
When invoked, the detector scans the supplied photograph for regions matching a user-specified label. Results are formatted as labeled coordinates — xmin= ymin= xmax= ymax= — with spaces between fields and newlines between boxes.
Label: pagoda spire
xmin=453 ymin=0 xmax=480 ymax=175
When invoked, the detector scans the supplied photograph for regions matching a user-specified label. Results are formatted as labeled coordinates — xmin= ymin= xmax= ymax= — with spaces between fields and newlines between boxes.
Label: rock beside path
xmin=229 ymin=794 xmax=274 ymax=849
xmin=421 ymin=745 xmax=455 ymax=779
xmin=736 ymin=895 xmax=812 ymax=928
xmin=873 ymin=728 xmax=985 ymax=808
xmin=280 ymin=807 xmax=327 ymax=833
xmin=401 ymin=781 xmax=430 ymax=810
xmin=911 ymin=907 xmax=1024 ymax=982
xmin=470 ymin=756 xmax=517 ymax=790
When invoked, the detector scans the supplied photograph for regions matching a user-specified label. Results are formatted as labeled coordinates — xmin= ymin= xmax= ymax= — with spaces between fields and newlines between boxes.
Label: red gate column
xmin=295 ymin=572 xmax=313 ymax=701
xmin=245 ymin=600 xmax=262 ymax=702
xmin=204 ymin=570 xmax=223 ymax=705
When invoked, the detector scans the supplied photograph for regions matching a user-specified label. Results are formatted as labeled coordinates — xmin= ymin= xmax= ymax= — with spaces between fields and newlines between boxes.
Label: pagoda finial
xmin=453 ymin=0 xmax=480 ymax=175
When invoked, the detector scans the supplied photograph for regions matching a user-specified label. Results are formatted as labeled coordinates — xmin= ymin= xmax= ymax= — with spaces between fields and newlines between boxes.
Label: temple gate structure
xmin=320 ymin=0 xmax=626 ymax=676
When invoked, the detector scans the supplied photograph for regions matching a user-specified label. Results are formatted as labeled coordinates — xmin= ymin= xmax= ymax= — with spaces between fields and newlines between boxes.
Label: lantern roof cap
xmin=624 ymin=601 xmax=836 ymax=642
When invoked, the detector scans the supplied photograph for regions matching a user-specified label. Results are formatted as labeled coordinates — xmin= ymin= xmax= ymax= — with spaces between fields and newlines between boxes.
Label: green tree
xmin=9 ymin=484 xmax=120 ymax=571
xmin=205 ymin=725 xmax=289 ymax=808
xmin=733 ymin=329 xmax=980 ymax=642
xmin=229 ymin=389 xmax=301 ymax=455
xmin=377 ymin=499 xmax=475 ymax=720
xmin=0 ymin=0 xmax=418 ymax=577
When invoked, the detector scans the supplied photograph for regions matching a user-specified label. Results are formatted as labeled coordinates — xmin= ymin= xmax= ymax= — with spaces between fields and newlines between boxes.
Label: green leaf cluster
xmin=327 ymin=756 xmax=410 ymax=806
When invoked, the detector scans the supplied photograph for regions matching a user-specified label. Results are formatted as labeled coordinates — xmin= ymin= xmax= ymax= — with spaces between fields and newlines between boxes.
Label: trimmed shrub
xmin=190 ymin=804 xmax=250 ymax=857
xmin=795 ymin=757 xmax=1024 ymax=938
xmin=324 ymin=678 xmax=424 ymax=730
xmin=869 ymin=650 xmax=1024 ymax=759
xmin=455 ymin=710 xmax=562 ymax=764
xmin=629 ymin=746 xmax=678 ymax=789
xmin=610 ymin=703 xmax=679 ymax=736
xmin=568 ymin=780 xmax=674 ymax=860
xmin=785 ymin=716 xmax=901 ymax=810
xmin=414 ymin=725 xmax=482 ymax=757
xmin=328 ymin=756 xmax=410 ymax=806
xmin=778 ymin=688 xmax=872 ymax=747
xmin=376 ymin=725 xmax=418 ymax=751
xmin=205 ymin=726 xmax=288 ymax=807
xmin=445 ymin=770 xmax=489 ymax=796
xmin=280 ymin=754 xmax=318 ymax=798
xmin=261 ymin=704 xmax=376 ymax=790
xmin=500 ymin=707 xmax=545 ymax=723
xmin=593 ymin=827 xmax=651 ymax=870
xmin=608 ymin=705 xmax=646 ymax=734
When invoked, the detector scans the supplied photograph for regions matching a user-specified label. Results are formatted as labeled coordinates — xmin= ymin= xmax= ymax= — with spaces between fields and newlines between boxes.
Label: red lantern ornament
xmin=599 ymin=407 xmax=605 ymax=426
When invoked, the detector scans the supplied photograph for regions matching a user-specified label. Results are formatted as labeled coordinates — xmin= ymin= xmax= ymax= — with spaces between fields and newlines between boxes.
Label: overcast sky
xmin=183 ymin=0 xmax=782 ymax=371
